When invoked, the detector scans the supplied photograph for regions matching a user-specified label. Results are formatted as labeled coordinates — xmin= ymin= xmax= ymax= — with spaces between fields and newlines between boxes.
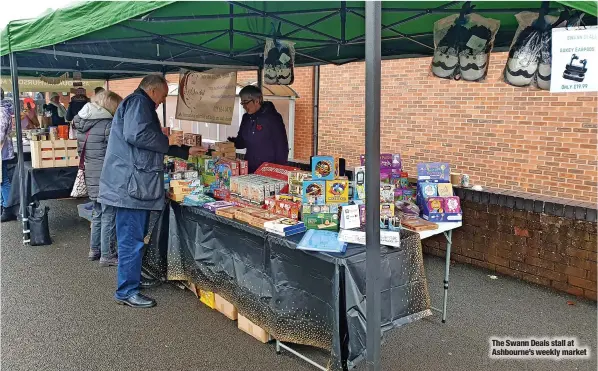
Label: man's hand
xmin=227 ymin=136 xmax=236 ymax=143
xmin=169 ymin=135 xmax=182 ymax=146
xmin=189 ymin=146 xmax=208 ymax=156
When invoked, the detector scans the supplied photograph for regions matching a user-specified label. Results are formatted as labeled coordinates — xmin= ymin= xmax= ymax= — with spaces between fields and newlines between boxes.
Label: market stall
xmin=2 ymin=2 xmax=596 ymax=371
xmin=142 ymin=201 xmax=430 ymax=369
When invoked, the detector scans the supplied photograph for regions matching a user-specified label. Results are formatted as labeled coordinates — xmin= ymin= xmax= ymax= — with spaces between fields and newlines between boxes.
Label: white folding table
xmin=411 ymin=221 xmax=462 ymax=323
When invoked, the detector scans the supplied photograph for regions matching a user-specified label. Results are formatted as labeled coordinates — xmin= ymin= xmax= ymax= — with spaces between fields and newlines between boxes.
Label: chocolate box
xmin=325 ymin=179 xmax=349 ymax=204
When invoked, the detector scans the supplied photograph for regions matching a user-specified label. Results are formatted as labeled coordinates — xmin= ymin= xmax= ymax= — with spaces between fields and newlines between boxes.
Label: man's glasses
xmin=240 ymin=99 xmax=254 ymax=106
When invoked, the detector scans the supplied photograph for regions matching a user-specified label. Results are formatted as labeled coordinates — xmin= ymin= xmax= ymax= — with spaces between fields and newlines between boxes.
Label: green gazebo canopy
xmin=1 ymin=1 xmax=596 ymax=80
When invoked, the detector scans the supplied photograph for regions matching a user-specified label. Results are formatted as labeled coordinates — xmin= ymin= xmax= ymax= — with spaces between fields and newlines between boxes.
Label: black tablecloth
xmin=7 ymin=161 xmax=78 ymax=209
xmin=143 ymin=202 xmax=431 ymax=370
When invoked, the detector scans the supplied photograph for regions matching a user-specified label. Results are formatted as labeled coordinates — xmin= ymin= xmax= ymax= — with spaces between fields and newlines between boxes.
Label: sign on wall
xmin=175 ymin=69 xmax=237 ymax=125
xmin=551 ymin=26 xmax=598 ymax=93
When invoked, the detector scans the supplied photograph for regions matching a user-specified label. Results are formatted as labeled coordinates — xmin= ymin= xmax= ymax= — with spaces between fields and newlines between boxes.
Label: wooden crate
xmin=31 ymin=139 xmax=79 ymax=168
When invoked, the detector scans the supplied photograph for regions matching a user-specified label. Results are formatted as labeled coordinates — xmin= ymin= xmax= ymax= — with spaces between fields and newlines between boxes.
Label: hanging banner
xmin=175 ymin=69 xmax=237 ymax=125
xmin=550 ymin=26 xmax=598 ymax=93
xmin=0 ymin=76 xmax=104 ymax=93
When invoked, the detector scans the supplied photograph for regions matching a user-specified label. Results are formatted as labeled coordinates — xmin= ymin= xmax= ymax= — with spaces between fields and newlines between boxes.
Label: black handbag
xmin=28 ymin=201 xmax=52 ymax=246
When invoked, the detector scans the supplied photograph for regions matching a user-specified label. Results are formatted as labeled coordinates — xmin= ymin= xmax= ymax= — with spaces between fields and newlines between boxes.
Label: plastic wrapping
xmin=502 ymin=11 xmax=579 ymax=89
xmin=263 ymin=38 xmax=295 ymax=85
xmin=28 ymin=202 xmax=51 ymax=246
xmin=431 ymin=13 xmax=500 ymax=82
xmin=143 ymin=202 xmax=431 ymax=369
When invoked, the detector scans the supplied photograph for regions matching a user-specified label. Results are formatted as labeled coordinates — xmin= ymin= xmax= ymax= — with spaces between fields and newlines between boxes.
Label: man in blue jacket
xmin=98 ymin=75 xmax=203 ymax=308
xmin=228 ymin=85 xmax=288 ymax=173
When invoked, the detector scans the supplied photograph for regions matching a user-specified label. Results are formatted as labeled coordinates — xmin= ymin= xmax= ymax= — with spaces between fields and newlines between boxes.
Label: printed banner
xmin=175 ymin=69 xmax=237 ymax=125
xmin=0 ymin=76 xmax=104 ymax=93
xmin=551 ymin=26 xmax=598 ymax=93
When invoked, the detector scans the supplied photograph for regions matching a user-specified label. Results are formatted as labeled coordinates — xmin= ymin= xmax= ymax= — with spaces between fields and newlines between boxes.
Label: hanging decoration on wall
xmin=503 ymin=3 xmax=583 ymax=90
xmin=263 ymin=23 xmax=295 ymax=85
xmin=430 ymin=2 xmax=500 ymax=82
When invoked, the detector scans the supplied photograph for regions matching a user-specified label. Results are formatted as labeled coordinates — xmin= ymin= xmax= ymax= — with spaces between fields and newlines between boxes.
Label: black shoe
xmin=0 ymin=211 xmax=17 ymax=223
xmin=115 ymin=293 xmax=156 ymax=308
xmin=140 ymin=276 xmax=162 ymax=289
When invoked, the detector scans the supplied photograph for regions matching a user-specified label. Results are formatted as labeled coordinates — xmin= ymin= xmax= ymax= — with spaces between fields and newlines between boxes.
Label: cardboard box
xmin=215 ymin=294 xmax=238 ymax=320
xmin=183 ymin=133 xmax=202 ymax=147
xmin=199 ymin=290 xmax=215 ymax=309
xmin=325 ymin=179 xmax=349 ymax=204
xmin=303 ymin=212 xmax=339 ymax=231
xmin=312 ymin=156 xmax=335 ymax=180
xmin=302 ymin=180 xmax=326 ymax=205
xmin=238 ymin=314 xmax=271 ymax=343
xmin=183 ymin=281 xmax=198 ymax=297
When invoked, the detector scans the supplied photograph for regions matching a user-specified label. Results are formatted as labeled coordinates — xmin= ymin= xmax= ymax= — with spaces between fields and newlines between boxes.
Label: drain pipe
xmin=312 ymin=65 xmax=320 ymax=156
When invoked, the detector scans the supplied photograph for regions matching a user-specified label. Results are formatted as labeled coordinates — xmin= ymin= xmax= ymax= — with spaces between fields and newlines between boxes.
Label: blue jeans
xmin=1 ymin=160 xmax=15 ymax=208
xmin=90 ymin=201 xmax=117 ymax=258
xmin=114 ymin=207 xmax=149 ymax=300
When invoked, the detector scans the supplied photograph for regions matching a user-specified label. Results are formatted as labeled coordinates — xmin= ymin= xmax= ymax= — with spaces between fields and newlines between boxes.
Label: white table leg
xmin=441 ymin=229 xmax=453 ymax=323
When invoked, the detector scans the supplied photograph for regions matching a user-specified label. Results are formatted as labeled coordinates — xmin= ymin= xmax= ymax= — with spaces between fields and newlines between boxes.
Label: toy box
xmin=392 ymin=154 xmax=402 ymax=170
xmin=380 ymin=169 xmax=392 ymax=184
xmin=238 ymin=160 xmax=248 ymax=176
xmin=380 ymin=203 xmax=395 ymax=218
xmin=360 ymin=153 xmax=393 ymax=169
xmin=183 ymin=133 xmax=202 ymax=147
xmin=437 ymin=183 xmax=454 ymax=197
xmin=380 ymin=184 xmax=394 ymax=203
xmin=311 ymin=156 xmax=335 ymax=181
xmin=174 ymin=158 xmax=188 ymax=172
xmin=302 ymin=180 xmax=326 ymax=205
xmin=420 ymin=182 xmax=438 ymax=199
xmin=417 ymin=162 xmax=450 ymax=183
xmin=325 ymin=179 xmax=349 ymax=204
xmin=444 ymin=196 xmax=462 ymax=213
xmin=354 ymin=166 xmax=366 ymax=200
xmin=302 ymin=204 xmax=340 ymax=215
xmin=303 ymin=212 xmax=339 ymax=231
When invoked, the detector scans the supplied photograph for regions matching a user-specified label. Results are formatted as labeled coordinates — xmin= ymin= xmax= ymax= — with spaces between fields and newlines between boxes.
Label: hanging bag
xmin=70 ymin=131 xmax=90 ymax=198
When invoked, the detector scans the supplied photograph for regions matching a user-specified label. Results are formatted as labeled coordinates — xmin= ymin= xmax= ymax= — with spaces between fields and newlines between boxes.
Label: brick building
xmin=109 ymin=53 xmax=597 ymax=300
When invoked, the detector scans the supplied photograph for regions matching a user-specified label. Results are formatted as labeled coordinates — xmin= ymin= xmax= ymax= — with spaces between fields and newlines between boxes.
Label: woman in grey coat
xmin=74 ymin=91 xmax=123 ymax=266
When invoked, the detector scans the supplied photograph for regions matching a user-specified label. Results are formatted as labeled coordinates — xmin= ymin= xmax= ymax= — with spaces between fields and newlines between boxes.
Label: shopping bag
xmin=28 ymin=202 xmax=52 ymax=246
xmin=70 ymin=131 xmax=89 ymax=198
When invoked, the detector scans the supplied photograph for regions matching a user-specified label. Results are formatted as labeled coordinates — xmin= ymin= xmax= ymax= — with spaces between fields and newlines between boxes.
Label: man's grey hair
xmin=239 ymin=85 xmax=263 ymax=101
xmin=139 ymin=74 xmax=168 ymax=91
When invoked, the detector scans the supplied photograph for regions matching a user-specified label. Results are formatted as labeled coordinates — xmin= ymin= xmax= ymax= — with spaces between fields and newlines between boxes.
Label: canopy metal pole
xmin=257 ymin=67 xmax=263 ymax=89
xmin=162 ymin=71 xmax=167 ymax=127
xmin=312 ymin=65 xmax=320 ymax=156
xmin=9 ymin=52 xmax=29 ymax=244
xmin=365 ymin=2 xmax=381 ymax=371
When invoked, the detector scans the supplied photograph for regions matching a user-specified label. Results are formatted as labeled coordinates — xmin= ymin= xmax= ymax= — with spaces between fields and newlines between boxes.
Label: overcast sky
xmin=0 ymin=0 xmax=75 ymax=28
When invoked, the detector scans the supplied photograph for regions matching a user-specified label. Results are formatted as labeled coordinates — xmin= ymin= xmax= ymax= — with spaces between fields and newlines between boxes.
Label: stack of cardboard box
xmin=169 ymin=179 xmax=192 ymax=202
xmin=212 ymin=141 xmax=237 ymax=159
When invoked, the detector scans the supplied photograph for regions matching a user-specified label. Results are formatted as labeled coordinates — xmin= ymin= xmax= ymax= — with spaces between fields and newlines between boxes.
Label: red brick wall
xmin=109 ymin=69 xmax=314 ymax=161
xmin=317 ymin=52 xmax=598 ymax=204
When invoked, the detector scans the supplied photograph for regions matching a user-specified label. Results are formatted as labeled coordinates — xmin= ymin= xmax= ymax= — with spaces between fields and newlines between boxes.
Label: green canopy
xmin=1 ymin=1 xmax=595 ymax=80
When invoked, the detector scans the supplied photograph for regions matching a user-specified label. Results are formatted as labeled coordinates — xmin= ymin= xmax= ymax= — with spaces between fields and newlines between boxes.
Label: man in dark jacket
xmin=228 ymin=85 xmax=288 ymax=173
xmin=98 ymin=75 xmax=204 ymax=308
xmin=66 ymin=87 xmax=90 ymax=122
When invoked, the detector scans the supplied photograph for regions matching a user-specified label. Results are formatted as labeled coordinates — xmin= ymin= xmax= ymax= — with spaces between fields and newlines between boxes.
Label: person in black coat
xmin=228 ymin=85 xmax=289 ymax=173
xmin=66 ymin=87 xmax=90 ymax=122
xmin=42 ymin=92 xmax=66 ymax=127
